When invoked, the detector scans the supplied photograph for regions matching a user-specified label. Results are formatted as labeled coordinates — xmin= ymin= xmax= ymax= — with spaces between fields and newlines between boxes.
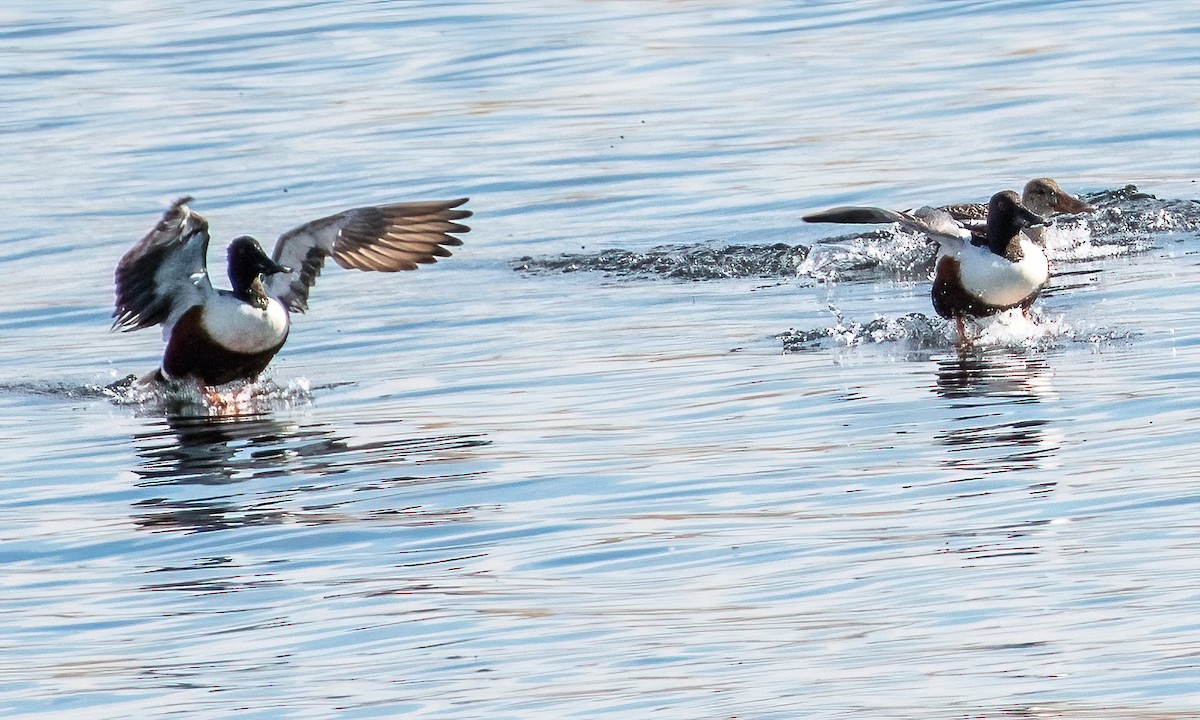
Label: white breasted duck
xmin=113 ymin=196 xmax=470 ymax=387
xmin=803 ymin=190 xmax=1048 ymax=339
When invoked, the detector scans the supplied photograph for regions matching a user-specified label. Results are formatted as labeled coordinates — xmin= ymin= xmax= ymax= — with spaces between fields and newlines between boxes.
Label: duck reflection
xmin=935 ymin=351 xmax=1057 ymax=403
xmin=931 ymin=351 xmax=1064 ymax=563
xmin=934 ymin=350 xmax=1062 ymax=475
xmin=129 ymin=413 xmax=490 ymax=533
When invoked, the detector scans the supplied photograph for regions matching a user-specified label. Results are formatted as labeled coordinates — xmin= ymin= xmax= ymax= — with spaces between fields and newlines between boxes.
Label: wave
xmin=512 ymin=184 xmax=1200 ymax=283
xmin=1 ymin=374 xmax=321 ymax=417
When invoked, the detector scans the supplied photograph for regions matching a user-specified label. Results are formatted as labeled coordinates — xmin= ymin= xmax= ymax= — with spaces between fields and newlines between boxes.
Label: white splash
xmin=966 ymin=308 xmax=1070 ymax=348
xmin=798 ymin=228 xmax=937 ymax=282
xmin=1041 ymin=219 xmax=1134 ymax=262
xmin=103 ymin=373 xmax=314 ymax=416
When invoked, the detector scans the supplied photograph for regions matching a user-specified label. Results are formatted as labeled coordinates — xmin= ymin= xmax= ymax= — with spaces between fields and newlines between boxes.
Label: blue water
xmin=1 ymin=2 xmax=1199 ymax=718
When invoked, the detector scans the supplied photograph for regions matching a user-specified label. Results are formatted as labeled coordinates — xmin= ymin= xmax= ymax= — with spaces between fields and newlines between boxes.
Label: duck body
xmin=931 ymin=233 xmax=1048 ymax=319
xmin=161 ymin=287 xmax=291 ymax=386
xmin=114 ymin=196 xmax=470 ymax=387
xmin=931 ymin=190 xmax=1049 ymax=320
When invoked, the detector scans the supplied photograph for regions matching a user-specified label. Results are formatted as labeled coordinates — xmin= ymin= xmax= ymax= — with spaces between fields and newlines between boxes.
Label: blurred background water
xmin=1 ymin=1 xmax=1198 ymax=718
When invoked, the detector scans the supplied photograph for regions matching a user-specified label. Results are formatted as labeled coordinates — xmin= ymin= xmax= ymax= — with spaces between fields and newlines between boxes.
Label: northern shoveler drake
xmin=113 ymin=196 xmax=470 ymax=388
xmin=803 ymin=190 xmax=1048 ymax=340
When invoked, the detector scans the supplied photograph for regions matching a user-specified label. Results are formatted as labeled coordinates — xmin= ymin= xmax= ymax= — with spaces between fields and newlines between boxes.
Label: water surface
xmin=2 ymin=2 xmax=1199 ymax=718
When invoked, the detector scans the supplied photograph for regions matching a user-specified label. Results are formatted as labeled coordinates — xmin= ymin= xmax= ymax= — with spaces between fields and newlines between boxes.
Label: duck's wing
xmin=802 ymin=206 xmax=908 ymax=225
xmin=803 ymin=204 xmax=973 ymax=245
xmin=112 ymin=197 xmax=214 ymax=334
xmin=905 ymin=206 xmax=977 ymax=244
xmin=265 ymin=198 xmax=471 ymax=312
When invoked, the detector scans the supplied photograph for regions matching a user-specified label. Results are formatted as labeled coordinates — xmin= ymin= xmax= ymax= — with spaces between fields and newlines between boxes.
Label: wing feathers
xmin=802 ymin=203 xmax=974 ymax=245
xmin=114 ymin=197 xmax=470 ymax=327
xmin=266 ymin=198 xmax=470 ymax=312
xmin=802 ymin=206 xmax=908 ymax=224
xmin=112 ymin=197 xmax=213 ymax=333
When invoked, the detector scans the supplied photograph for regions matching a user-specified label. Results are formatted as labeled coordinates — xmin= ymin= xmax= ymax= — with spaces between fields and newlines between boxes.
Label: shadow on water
xmin=129 ymin=413 xmax=492 ymax=533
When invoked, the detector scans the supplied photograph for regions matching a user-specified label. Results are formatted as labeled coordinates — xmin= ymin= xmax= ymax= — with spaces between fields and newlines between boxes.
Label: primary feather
xmin=112 ymin=196 xmax=214 ymax=337
xmin=266 ymin=198 xmax=471 ymax=312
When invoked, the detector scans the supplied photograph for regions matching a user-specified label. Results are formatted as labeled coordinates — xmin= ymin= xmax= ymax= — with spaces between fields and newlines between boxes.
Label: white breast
xmin=944 ymin=237 xmax=1049 ymax=306
xmin=199 ymin=294 xmax=290 ymax=354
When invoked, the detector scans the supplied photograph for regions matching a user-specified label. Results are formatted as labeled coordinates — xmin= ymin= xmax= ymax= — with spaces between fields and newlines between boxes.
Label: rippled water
xmin=2 ymin=2 xmax=1199 ymax=718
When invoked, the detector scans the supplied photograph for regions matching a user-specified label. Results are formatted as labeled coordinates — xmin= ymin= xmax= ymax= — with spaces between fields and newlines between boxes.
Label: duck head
xmin=985 ymin=190 xmax=1046 ymax=260
xmin=1022 ymin=178 xmax=1094 ymax=216
xmin=227 ymin=236 xmax=292 ymax=300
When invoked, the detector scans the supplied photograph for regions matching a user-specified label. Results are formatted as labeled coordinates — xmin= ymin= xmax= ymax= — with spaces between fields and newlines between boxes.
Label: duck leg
xmin=954 ymin=314 xmax=980 ymax=348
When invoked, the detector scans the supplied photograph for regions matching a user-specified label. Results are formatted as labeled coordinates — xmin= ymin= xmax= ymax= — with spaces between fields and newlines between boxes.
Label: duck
xmin=113 ymin=196 xmax=470 ymax=388
xmin=802 ymin=190 xmax=1048 ymax=340
xmin=938 ymin=178 xmax=1093 ymax=224
xmin=939 ymin=178 xmax=1093 ymax=248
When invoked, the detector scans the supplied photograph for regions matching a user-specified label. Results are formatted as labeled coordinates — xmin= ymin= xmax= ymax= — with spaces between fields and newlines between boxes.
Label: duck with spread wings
xmin=804 ymin=190 xmax=1047 ymax=340
xmin=113 ymin=196 xmax=470 ymax=387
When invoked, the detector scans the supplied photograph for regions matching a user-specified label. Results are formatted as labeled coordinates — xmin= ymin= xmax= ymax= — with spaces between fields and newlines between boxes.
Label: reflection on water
xmin=931 ymin=351 xmax=1064 ymax=566
xmin=935 ymin=351 xmax=1062 ymax=478
xmin=935 ymin=352 xmax=1056 ymax=403
xmin=129 ymin=413 xmax=491 ymax=533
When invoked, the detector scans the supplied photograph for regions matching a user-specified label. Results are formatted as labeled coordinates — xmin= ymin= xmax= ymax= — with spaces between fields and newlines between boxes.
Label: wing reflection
xmin=129 ymin=413 xmax=490 ymax=533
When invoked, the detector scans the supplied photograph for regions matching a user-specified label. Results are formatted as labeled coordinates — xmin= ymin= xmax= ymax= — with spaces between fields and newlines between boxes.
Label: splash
xmin=797 ymin=228 xmax=937 ymax=283
xmin=779 ymin=311 xmax=951 ymax=353
xmin=511 ymin=184 xmax=1196 ymax=282
xmin=779 ymin=308 xmax=1134 ymax=354
xmin=955 ymin=309 xmax=1138 ymax=351
xmin=967 ymin=309 xmax=1066 ymax=348
xmin=1081 ymin=184 xmax=1200 ymax=249
xmin=1039 ymin=219 xmax=1133 ymax=261
xmin=100 ymin=374 xmax=316 ymax=417
xmin=513 ymin=242 xmax=808 ymax=280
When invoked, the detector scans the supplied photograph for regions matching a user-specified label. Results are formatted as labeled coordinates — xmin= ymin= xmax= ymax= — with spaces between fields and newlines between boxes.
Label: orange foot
xmin=201 ymin=381 xmax=257 ymax=415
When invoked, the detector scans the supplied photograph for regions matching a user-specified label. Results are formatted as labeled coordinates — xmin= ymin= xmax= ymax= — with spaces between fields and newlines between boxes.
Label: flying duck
xmin=113 ymin=196 xmax=470 ymax=387
xmin=803 ymin=190 xmax=1048 ymax=340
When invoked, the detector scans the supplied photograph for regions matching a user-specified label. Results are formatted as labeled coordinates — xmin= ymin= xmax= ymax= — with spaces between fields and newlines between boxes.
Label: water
xmin=2 ymin=1 xmax=1199 ymax=718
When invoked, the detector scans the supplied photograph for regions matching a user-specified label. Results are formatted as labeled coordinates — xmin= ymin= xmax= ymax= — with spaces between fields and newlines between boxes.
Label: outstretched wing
xmin=112 ymin=197 xmax=214 ymax=334
xmin=802 ymin=206 xmax=908 ymax=225
xmin=803 ymin=203 xmax=974 ymax=247
xmin=265 ymin=198 xmax=471 ymax=312
xmin=903 ymin=206 xmax=977 ymax=244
